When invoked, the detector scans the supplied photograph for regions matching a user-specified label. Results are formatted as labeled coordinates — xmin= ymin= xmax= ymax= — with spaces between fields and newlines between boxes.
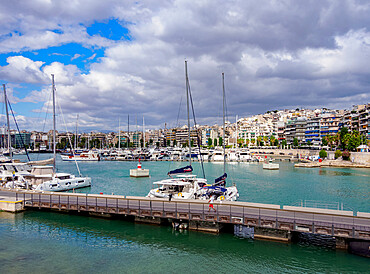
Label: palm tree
xmin=257 ymin=136 xmax=262 ymax=147
xmin=270 ymin=135 xmax=276 ymax=146
xmin=251 ymin=139 xmax=256 ymax=146
xmin=245 ymin=139 xmax=250 ymax=147
xmin=263 ymin=136 xmax=269 ymax=146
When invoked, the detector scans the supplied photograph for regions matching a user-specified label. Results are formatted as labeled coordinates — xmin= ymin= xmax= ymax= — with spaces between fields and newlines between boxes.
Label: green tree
xmin=245 ymin=139 xmax=250 ymax=147
xmin=293 ymin=138 xmax=299 ymax=147
xmin=257 ymin=136 xmax=262 ymax=147
xmin=251 ymin=138 xmax=255 ymax=146
xmin=173 ymin=140 xmax=177 ymax=146
xmin=149 ymin=139 xmax=153 ymax=145
xmin=339 ymin=127 xmax=349 ymax=149
xmin=334 ymin=150 xmax=342 ymax=159
xmin=348 ymin=130 xmax=361 ymax=151
xmin=218 ymin=137 xmax=223 ymax=147
xmin=270 ymin=135 xmax=275 ymax=146
xmin=322 ymin=136 xmax=328 ymax=146
xmin=190 ymin=139 xmax=194 ymax=147
xmin=208 ymin=138 xmax=212 ymax=147
xmin=319 ymin=149 xmax=327 ymax=159
xmin=263 ymin=136 xmax=269 ymax=146
xmin=167 ymin=139 xmax=170 ymax=146
xmin=214 ymin=138 xmax=217 ymax=147
xmin=281 ymin=139 xmax=287 ymax=149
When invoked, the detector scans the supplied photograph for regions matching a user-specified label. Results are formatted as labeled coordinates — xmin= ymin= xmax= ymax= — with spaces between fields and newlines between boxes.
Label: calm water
xmin=0 ymin=154 xmax=368 ymax=273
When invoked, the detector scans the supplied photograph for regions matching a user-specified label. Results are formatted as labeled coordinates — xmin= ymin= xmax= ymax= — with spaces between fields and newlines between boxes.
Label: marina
xmin=0 ymin=153 xmax=369 ymax=272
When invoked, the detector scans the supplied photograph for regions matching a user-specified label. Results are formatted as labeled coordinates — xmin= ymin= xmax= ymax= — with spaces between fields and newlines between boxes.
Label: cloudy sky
xmin=0 ymin=0 xmax=369 ymax=132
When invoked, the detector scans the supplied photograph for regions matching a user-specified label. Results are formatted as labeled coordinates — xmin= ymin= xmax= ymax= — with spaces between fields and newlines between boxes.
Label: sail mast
xmin=118 ymin=117 xmax=121 ymax=150
xmin=185 ymin=61 xmax=191 ymax=166
xmin=127 ymin=114 xmax=129 ymax=148
xmin=52 ymin=74 xmax=56 ymax=174
xmin=143 ymin=116 xmax=145 ymax=148
xmin=3 ymin=84 xmax=12 ymax=162
xmin=222 ymin=72 xmax=226 ymax=174
xmin=75 ymin=114 xmax=78 ymax=151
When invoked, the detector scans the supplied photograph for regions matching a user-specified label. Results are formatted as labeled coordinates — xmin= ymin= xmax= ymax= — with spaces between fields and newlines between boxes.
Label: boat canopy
xmin=153 ymin=179 xmax=191 ymax=186
xmin=167 ymin=165 xmax=193 ymax=175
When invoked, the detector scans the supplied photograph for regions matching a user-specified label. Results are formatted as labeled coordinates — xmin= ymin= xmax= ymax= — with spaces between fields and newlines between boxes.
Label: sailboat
xmin=34 ymin=74 xmax=91 ymax=191
xmin=147 ymin=61 xmax=208 ymax=200
xmin=198 ymin=73 xmax=239 ymax=201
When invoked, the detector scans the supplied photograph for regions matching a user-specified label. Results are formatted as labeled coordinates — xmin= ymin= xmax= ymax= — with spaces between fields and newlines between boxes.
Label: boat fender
xmin=178 ymin=192 xmax=182 ymax=197
xmin=220 ymin=196 xmax=225 ymax=201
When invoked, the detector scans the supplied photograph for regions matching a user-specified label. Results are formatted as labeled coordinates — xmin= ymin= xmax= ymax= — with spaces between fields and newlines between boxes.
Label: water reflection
xmin=0 ymin=211 xmax=368 ymax=273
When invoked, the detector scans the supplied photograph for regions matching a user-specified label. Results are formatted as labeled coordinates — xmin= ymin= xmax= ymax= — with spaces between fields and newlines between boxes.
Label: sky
xmin=0 ymin=0 xmax=369 ymax=132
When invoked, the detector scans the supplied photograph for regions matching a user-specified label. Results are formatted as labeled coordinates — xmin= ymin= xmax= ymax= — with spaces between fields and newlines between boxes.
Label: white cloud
xmin=0 ymin=0 xmax=370 ymax=131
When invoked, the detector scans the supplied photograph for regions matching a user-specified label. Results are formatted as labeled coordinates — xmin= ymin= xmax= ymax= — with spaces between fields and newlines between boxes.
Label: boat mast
xmin=75 ymin=114 xmax=78 ymax=151
xmin=51 ymin=74 xmax=56 ymax=174
xmin=3 ymin=84 xmax=12 ymax=162
xmin=143 ymin=116 xmax=145 ymax=148
xmin=185 ymin=61 xmax=191 ymax=166
xmin=236 ymin=114 xmax=238 ymax=148
xmin=127 ymin=114 xmax=129 ymax=148
xmin=118 ymin=117 xmax=121 ymax=150
xmin=222 ymin=72 xmax=226 ymax=174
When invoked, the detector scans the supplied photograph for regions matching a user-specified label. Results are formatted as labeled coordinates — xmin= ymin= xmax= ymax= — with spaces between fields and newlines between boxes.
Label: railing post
xmin=67 ymin=195 xmax=69 ymax=210
xmin=38 ymin=193 xmax=41 ymax=209
xmin=50 ymin=193 xmax=51 ymax=206
xmin=31 ymin=193 xmax=33 ymax=206
xmin=116 ymin=197 xmax=118 ymax=213
xmin=59 ymin=194 xmax=61 ymax=210
xmin=243 ymin=206 xmax=245 ymax=225
xmin=106 ymin=197 xmax=108 ymax=212
xmin=95 ymin=197 xmax=97 ymax=212
xmin=77 ymin=195 xmax=79 ymax=211
xmin=258 ymin=208 xmax=261 ymax=226
xmin=139 ymin=199 xmax=141 ymax=216
xmin=150 ymin=200 xmax=152 ymax=217
xmin=230 ymin=205 xmax=232 ymax=223
xmin=276 ymin=210 xmax=278 ymax=229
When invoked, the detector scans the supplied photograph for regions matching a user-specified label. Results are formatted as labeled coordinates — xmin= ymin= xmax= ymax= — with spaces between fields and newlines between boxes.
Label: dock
xmin=1 ymin=188 xmax=370 ymax=257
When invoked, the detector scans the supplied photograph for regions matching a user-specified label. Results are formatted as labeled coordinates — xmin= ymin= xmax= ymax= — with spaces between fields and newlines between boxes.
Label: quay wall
xmin=250 ymin=149 xmax=370 ymax=164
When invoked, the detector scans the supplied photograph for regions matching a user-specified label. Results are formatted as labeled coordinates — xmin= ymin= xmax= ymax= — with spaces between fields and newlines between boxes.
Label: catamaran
xmin=147 ymin=165 xmax=207 ymax=199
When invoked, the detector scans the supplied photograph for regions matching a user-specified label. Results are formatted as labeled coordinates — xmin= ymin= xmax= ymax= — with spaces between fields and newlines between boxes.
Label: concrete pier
xmin=1 ymin=189 xmax=370 ymax=257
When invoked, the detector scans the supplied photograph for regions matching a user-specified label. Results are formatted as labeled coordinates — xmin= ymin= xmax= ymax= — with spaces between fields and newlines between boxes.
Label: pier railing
xmin=9 ymin=189 xmax=370 ymax=239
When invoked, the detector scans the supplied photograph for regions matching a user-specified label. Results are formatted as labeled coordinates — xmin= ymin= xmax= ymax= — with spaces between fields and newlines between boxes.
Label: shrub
xmin=319 ymin=149 xmax=327 ymax=159
xmin=334 ymin=150 xmax=342 ymax=159
xmin=342 ymin=150 xmax=351 ymax=161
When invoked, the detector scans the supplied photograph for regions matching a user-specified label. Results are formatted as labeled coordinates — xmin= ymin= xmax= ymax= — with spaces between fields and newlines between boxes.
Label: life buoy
xmin=220 ymin=196 xmax=225 ymax=201
xmin=178 ymin=192 xmax=182 ymax=197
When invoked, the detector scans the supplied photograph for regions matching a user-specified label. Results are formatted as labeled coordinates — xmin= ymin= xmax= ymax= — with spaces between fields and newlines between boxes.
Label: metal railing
xmin=7 ymin=189 xmax=370 ymax=238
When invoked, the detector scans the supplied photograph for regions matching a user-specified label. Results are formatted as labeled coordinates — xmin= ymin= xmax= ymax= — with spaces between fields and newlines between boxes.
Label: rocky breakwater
xmin=295 ymin=160 xmax=370 ymax=168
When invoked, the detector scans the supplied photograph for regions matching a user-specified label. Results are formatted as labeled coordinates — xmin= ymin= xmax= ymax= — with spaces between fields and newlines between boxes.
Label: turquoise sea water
xmin=0 ymin=154 xmax=368 ymax=273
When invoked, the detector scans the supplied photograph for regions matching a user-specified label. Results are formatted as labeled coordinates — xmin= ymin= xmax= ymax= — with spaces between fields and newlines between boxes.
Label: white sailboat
xmin=34 ymin=74 xmax=91 ymax=192
xmin=199 ymin=73 xmax=239 ymax=201
xmin=147 ymin=61 xmax=207 ymax=200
